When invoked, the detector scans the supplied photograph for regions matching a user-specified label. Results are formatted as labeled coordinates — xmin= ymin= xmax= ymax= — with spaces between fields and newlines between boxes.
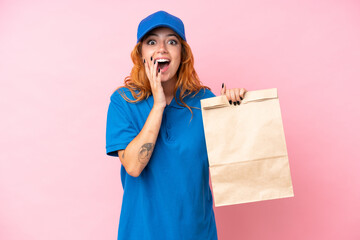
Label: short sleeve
xmin=105 ymin=89 xmax=139 ymax=157
xmin=206 ymin=89 xmax=216 ymax=98
xmin=199 ymin=88 xmax=216 ymax=99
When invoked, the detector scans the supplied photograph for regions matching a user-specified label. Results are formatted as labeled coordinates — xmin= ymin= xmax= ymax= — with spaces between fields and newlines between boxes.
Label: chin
xmin=160 ymin=74 xmax=174 ymax=82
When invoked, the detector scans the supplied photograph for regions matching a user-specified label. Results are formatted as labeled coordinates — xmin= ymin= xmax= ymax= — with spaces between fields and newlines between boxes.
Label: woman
xmin=106 ymin=10 xmax=247 ymax=240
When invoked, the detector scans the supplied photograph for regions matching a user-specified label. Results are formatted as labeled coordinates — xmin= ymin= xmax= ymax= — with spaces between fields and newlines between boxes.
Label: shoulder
xmin=202 ymin=88 xmax=216 ymax=98
xmin=182 ymin=87 xmax=216 ymax=108
xmin=190 ymin=87 xmax=216 ymax=100
xmin=110 ymin=86 xmax=139 ymax=104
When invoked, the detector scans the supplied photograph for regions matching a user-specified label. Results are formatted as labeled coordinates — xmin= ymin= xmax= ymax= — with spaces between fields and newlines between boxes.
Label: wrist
xmin=152 ymin=104 xmax=165 ymax=111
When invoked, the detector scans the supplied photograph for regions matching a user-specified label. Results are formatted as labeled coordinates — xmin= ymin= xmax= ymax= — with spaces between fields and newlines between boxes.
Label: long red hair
xmin=115 ymin=38 xmax=211 ymax=119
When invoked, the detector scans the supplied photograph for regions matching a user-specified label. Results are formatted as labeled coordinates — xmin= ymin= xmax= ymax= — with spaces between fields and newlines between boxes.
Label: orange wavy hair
xmin=115 ymin=37 xmax=211 ymax=120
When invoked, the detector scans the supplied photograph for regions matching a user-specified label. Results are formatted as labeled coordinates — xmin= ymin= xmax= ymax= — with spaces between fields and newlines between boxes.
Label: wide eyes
xmin=146 ymin=39 xmax=178 ymax=46
xmin=168 ymin=40 xmax=177 ymax=45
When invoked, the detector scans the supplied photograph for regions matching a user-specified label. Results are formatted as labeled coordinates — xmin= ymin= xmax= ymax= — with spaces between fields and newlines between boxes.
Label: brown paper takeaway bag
xmin=200 ymin=88 xmax=294 ymax=207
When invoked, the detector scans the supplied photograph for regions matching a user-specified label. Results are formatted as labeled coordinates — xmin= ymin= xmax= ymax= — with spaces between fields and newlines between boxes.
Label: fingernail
xmin=151 ymin=56 xmax=153 ymax=61
xmin=143 ymin=59 xmax=145 ymax=64
xmin=154 ymin=59 xmax=156 ymax=64
xmin=222 ymin=83 xmax=224 ymax=88
xmin=234 ymin=102 xmax=237 ymax=106
xmin=240 ymin=96 xmax=243 ymax=100
xmin=237 ymin=101 xmax=240 ymax=105
xmin=158 ymin=68 xmax=160 ymax=73
xmin=229 ymin=100 xmax=232 ymax=104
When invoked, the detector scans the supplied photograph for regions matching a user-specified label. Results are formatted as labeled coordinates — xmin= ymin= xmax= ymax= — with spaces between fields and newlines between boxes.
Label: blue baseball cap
xmin=137 ymin=10 xmax=186 ymax=43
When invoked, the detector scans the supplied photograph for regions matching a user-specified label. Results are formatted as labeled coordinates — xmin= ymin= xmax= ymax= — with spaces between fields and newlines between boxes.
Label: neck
xmin=161 ymin=76 xmax=177 ymax=104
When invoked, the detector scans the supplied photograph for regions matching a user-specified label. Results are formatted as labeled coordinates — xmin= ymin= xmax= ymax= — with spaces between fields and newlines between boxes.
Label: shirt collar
xmin=148 ymin=87 xmax=189 ymax=109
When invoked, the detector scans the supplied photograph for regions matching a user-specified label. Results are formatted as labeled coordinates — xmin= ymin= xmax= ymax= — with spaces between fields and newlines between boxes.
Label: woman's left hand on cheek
xmin=220 ymin=83 xmax=248 ymax=106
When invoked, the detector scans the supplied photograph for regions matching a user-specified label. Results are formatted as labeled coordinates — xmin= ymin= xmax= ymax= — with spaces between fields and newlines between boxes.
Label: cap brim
xmin=138 ymin=23 xmax=185 ymax=43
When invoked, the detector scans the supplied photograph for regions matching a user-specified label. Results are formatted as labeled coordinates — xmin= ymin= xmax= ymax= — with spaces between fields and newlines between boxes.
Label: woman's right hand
xmin=144 ymin=55 xmax=166 ymax=109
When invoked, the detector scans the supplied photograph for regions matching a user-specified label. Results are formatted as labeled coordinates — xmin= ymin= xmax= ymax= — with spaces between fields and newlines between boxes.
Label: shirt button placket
xmin=164 ymin=109 xmax=174 ymax=142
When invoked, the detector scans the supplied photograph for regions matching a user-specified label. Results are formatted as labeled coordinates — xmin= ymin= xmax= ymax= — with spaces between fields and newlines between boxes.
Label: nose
xmin=156 ymin=40 xmax=168 ymax=54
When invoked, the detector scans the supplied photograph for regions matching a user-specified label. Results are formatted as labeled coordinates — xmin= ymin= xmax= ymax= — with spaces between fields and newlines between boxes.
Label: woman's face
xmin=141 ymin=27 xmax=182 ymax=84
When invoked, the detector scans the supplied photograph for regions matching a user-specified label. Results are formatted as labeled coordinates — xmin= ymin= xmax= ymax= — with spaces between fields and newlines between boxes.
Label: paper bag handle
xmin=201 ymin=88 xmax=278 ymax=110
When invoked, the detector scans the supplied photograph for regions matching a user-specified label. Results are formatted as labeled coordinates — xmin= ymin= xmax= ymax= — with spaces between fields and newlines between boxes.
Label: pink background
xmin=1 ymin=0 xmax=359 ymax=239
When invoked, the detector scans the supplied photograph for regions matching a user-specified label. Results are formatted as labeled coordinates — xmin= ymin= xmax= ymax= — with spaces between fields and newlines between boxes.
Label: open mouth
xmin=157 ymin=60 xmax=171 ymax=73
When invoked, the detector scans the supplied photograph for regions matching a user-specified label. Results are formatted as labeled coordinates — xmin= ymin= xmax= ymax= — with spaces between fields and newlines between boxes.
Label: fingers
xmin=220 ymin=83 xmax=226 ymax=95
xmin=156 ymin=60 xmax=161 ymax=85
xmin=152 ymin=58 xmax=159 ymax=85
xmin=240 ymin=88 xmax=247 ymax=100
xmin=144 ymin=55 xmax=159 ymax=87
xmin=225 ymin=89 xmax=231 ymax=104
xmin=229 ymin=89 xmax=236 ymax=105
xmin=144 ymin=59 xmax=149 ymax=82
xmin=225 ymin=87 xmax=248 ymax=106
xmin=143 ymin=55 xmax=166 ymax=108
xmin=234 ymin=88 xmax=241 ymax=104
xmin=144 ymin=58 xmax=152 ymax=86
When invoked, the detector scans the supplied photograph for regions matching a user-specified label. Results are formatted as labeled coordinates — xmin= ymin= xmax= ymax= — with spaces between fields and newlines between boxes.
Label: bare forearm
xmin=120 ymin=105 xmax=164 ymax=177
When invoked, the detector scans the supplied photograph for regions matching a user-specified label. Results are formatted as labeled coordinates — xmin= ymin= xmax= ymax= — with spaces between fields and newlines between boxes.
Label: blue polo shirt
xmin=106 ymin=86 xmax=218 ymax=240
